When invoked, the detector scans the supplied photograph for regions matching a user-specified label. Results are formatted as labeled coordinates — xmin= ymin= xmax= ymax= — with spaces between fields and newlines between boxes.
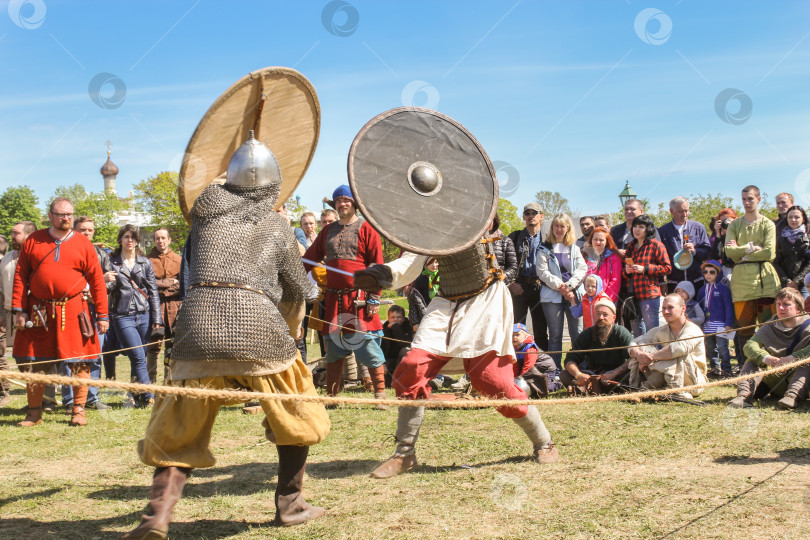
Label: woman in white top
xmin=536 ymin=213 xmax=587 ymax=369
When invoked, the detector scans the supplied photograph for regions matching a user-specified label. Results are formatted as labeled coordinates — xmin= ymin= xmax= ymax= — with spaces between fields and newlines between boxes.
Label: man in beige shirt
xmin=628 ymin=293 xmax=708 ymax=398
xmin=0 ymin=221 xmax=37 ymax=406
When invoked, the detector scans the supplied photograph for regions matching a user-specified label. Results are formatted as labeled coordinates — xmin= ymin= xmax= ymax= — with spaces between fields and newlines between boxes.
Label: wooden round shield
xmin=348 ymin=107 xmax=498 ymax=256
xmin=178 ymin=67 xmax=320 ymax=223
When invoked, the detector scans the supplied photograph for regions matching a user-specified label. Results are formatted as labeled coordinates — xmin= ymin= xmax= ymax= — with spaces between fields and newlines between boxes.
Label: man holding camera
xmin=508 ymin=202 xmax=549 ymax=350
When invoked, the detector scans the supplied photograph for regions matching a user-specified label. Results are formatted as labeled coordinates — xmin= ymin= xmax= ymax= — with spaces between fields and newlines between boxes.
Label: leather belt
xmin=189 ymin=281 xmax=271 ymax=300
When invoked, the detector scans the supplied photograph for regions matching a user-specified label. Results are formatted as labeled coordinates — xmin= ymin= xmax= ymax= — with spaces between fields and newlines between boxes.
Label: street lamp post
xmin=618 ymin=180 xmax=637 ymax=209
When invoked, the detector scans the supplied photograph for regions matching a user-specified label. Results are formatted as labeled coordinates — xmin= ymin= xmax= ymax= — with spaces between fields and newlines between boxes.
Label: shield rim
xmin=347 ymin=106 xmax=499 ymax=256
xmin=178 ymin=66 xmax=320 ymax=224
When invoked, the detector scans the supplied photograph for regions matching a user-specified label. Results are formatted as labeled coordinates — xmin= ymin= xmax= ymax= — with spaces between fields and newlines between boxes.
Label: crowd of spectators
xmin=1 ymin=183 xmax=808 ymax=418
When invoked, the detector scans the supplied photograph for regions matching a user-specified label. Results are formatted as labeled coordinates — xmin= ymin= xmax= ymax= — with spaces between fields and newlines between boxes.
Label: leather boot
xmin=70 ymin=406 xmax=87 ymax=426
xmin=512 ymin=406 xmax=557 ymax=464
xmin=146 ymin=350 xmax=160 ymax=385
xmin=370 ymin=406 xmax=424 ymax=479
xmin=18 ymin=384 xmax=44 ymax=427
xmin=274 ymin=445 xmax=325 ymax=526
xmin=70 ymin=364 xmax=90 ymax=426
xmin=368 ymin=366 xmax=389 ymax=410
xmin=324 ymin=358 xmax=345 ymax=408
xmin=123 ymin=466 xmax=191 ymax=540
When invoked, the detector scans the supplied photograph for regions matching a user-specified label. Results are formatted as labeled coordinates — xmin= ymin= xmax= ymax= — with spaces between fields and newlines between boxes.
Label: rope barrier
xmin=9 ymin=339 xmax=173 ymax=368
xmin=3 ymin=355 xmax=809 ymax=408
xmin=6 ymin=313 xmax=800 ymax=369
xmin=306 ymin=313 xmax=798 ymax=354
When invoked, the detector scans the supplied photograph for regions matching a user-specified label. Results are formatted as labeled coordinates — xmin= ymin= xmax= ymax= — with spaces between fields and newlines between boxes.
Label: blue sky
xmin=2 ymin=0 xmax=809 ymax=216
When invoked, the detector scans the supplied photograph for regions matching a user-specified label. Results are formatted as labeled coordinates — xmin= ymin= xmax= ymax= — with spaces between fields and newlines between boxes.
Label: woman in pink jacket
xmin=583 ymin=226 xmax=623 ymax=302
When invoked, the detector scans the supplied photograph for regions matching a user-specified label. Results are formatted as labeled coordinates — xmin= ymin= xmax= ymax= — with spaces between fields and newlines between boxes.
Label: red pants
xmin=392 ymin=348 xmax=528 ymax=418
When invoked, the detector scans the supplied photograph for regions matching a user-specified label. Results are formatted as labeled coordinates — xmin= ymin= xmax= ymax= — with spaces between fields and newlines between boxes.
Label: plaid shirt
xmin=624 ymin=238 xmax=671 ymax=300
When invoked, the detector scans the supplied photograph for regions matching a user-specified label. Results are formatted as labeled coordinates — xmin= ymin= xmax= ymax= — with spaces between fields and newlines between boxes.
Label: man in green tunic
xmin=724 ymin=185 xmax=780 ymax=351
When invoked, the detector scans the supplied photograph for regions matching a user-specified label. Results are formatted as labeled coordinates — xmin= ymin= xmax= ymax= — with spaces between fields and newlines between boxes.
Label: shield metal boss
xmin=178 ymin=66 xmax=320 ymax=224
xmin=348 ymin=107 xmax=498 ymax=256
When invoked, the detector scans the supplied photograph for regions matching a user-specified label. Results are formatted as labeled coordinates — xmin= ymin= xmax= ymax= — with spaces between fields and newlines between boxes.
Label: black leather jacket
xmin=774 ymin=232 xmax=810 ymax=287
xmin=109 ymin=253 xmax=162 ymax=324
xmin=489 ymin=232 xmax=518 ymax=285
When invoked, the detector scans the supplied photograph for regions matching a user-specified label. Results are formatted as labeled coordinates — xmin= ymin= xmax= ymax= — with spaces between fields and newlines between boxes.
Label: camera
xmin=721 ymin=219 xmax=732 ymax=230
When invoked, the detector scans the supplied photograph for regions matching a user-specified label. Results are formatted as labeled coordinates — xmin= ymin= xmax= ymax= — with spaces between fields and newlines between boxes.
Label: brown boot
xmin=123 ymin=466 xmax=191 ymax=540
xmin=18 ymin=383 xmax=44 ymax=427
xmin=368 ymin=366 xmax=389 ymax=410
xmin=274 ymin=445 xmax=325 ymax=526
xmin=70 ymin=406 xmax=87 ymax=426
xmin=70 ymin=364 xmax=90 ymax=426
xmin=146 ymin=350 xmax=160 ymax=385
xmin=370 ymin=454 xmax=417 ymax=479
xmin=324 ymin=358 xmax=345 ymax=408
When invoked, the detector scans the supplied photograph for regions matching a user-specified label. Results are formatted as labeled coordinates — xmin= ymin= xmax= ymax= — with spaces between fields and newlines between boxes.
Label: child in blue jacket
xmin=696 ymin=260 xmax=735 ymax=377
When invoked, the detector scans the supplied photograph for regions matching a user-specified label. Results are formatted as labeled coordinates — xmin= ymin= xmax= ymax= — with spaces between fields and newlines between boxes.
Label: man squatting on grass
xmin=125 ymin=133 xmax=329 ymax=539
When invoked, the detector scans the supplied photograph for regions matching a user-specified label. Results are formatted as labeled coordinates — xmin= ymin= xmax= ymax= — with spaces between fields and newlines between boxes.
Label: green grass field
xmin=2 ymin=334 xmax=810 ymax=539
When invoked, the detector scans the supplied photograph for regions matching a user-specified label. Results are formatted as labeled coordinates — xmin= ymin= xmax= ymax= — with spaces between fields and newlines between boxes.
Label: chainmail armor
xmin=436 ymin=239 xmax=503 ymax=300
xmin=169 ymin=183 xmax=318 ymax=380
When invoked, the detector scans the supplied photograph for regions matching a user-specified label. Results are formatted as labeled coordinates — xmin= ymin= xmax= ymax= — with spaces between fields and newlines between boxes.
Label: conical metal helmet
xmin=225 ymin=130 xmax=282 ymax=188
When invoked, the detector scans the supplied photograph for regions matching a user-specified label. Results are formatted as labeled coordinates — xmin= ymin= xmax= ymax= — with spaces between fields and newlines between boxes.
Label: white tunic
xmin=387 ymin=252 xmax=516 ymax=360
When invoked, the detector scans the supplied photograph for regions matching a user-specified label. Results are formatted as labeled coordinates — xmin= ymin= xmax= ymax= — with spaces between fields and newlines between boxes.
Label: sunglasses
xmin=523 ymin=211 xmax=538 ymax=216
xmin=702 ymin=268 xmax=718 ymax=275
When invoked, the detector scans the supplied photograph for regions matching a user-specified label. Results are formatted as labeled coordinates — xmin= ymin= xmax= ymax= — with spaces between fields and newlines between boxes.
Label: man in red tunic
xmin=303 ymin=185 xmax=388 ymax=406
xmin=12 ymin=197 xmax=109 ymax=427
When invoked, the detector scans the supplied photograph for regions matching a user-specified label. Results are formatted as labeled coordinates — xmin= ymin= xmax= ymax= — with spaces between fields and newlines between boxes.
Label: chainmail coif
xmin=169 ymin=183 xmax=319 ymax=380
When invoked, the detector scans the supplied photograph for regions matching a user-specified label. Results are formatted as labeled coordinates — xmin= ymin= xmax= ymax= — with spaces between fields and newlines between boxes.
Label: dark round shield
xmin=348 ymin=107 xmax=498 ymax=256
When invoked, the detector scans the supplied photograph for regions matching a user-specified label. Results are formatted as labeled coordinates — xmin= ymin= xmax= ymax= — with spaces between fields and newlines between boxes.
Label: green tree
xmin=381 ymin=237 xmax=401 ymax=263
xmin=535 ymin=190 xmax=572 ymax=217
xmin=0 ymin=186 xmax=41 ymax=238
xmin=285 ymin=195 xmax=307 ymax=227
xmin=497 ymin=198 xmax=522 ymax=236
xmin=132 ymin=171 xmax=189 ymax=250
xmin=51 ymin=184 xmax=128 ymax=246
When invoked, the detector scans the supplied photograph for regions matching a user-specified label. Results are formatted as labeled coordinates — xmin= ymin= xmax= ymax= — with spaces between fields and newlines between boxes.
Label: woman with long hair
xmin=709 ymin=207 xmax=738 ymax=281
xmin=536 ymin=213 xmax=587 ymax=369
xmin=624 ymin=215 xmax=672 ymax=337
xmin=108 ymin=224 xmax=162 ymax=406
xmin=583 ymin=226 xmax=623 ymax=302
xmin=773 ymin=205 xmax=810 ymax=299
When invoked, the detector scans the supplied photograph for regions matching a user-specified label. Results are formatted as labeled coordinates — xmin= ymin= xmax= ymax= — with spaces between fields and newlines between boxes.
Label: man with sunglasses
xmin=508 ymin=203 xmax=549 ymax=350
xmin=11 ymin=198 xmax=109 ymax=426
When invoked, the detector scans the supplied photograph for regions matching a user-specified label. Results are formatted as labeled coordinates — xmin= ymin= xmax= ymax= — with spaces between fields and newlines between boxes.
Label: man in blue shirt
xmin=508 ymin=202 xmax=549 ymax=350
xmin=658 ymin=196 xmax=711 ymax=293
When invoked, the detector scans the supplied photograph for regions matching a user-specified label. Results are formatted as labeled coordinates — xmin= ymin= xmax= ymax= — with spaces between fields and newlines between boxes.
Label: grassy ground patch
xmin=2 ymin=353 xmax=810 ymax=539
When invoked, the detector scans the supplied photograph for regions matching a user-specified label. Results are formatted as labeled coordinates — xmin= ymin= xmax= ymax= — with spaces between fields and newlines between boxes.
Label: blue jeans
xmin=62 ymin=303 xmax=104 ymax=405
xmin=324 ymin=329 xmax=385 ymax=368
xmin=113 ymin=311 xmax=153 ymax=402
xmin=705 ymin=334 xmax=731 ymax=374
xmin=102 ymin=322 xmax=119 ymax=379
xmin=541 ymin=301 xmax=582 ymax=370
xmin=631 ymin=297 xmax=660 ymax=338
